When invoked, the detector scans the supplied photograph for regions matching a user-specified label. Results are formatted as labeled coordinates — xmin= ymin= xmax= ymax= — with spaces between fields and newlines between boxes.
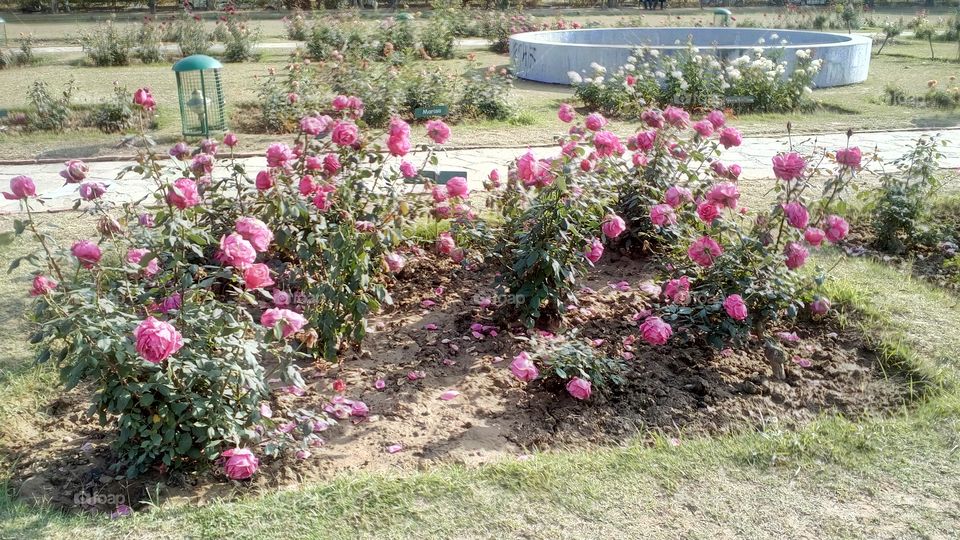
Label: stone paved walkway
xmin=1 ymin=127 xmax=957 ymax=213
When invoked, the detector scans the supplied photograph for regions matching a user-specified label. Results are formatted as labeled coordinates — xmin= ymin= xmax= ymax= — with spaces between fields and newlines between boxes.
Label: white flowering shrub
xmin=571 ymin=42 xmax=822 ymax=116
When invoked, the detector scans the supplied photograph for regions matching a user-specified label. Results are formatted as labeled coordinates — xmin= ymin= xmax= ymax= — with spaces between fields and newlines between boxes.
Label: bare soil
xmin=6 ymin=253 xmax=911 ymax=514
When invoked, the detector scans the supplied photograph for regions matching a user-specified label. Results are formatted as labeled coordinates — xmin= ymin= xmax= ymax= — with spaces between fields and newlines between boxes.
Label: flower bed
xmin=1 ymin=89 xmax=918 ymax=516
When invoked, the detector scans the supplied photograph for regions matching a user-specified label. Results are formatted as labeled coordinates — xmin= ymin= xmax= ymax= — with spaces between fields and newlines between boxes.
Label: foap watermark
xmin=73 ymin=491 xmax=125 ymax=507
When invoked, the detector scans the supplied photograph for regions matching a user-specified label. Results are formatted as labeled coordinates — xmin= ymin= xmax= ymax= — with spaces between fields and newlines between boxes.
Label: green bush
xmin=77 ymin=19 xmax=134 ymax=67
xmin=28 ymin=79 xmax=77 ymax=132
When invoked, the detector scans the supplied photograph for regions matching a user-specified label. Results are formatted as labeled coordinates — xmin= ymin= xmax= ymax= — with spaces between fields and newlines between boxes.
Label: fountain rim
xmin=509 ymin=27 xmax=873 ymax=51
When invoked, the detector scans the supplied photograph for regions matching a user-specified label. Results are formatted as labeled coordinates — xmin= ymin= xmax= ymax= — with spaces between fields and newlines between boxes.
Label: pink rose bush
xmin=10 ymin=92 xmax=435 ymax=478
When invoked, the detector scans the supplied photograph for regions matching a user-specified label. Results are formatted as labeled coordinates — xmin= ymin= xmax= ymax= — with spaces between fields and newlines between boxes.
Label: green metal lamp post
xmin=172 ymin=54 xmax=226 ymax=138
xmin=713 ymin=8 xmax=732 ymax=28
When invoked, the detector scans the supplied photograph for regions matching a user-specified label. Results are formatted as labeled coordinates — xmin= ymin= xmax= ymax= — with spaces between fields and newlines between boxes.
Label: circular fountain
xmin=510 ymin=27 xmax=871 ymax=88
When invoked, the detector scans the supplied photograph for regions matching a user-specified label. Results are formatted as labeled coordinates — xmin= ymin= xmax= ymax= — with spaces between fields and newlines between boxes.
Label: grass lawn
xmin=0 ymin=7 xmax=958 ymax=160
xmin=1 ymin=182 xmax=960 ymax=537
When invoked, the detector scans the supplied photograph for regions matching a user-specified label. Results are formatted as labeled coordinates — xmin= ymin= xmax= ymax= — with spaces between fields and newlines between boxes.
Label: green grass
xmin=1 ymin=7 xmax=960 ymax=160
xmin=1 ymin=207 xmax=960 ymax=537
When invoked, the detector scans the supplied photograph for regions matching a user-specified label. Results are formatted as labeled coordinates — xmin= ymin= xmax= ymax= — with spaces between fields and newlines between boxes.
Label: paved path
xmin=26 ymin=38 xmax=491 ymax=56
xmin=1 ymin=127 xmax=958 ymax=213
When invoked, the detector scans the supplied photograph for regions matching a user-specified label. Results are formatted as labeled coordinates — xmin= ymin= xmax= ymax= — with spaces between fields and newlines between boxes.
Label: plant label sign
xmin=414 ymin=105 xmax=449 ymax=119
xmin=407 ymin=170 xmax=467 ymax=185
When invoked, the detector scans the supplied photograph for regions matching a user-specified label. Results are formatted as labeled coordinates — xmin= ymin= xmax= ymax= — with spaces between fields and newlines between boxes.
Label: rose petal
xmin=440 ymin=390 xmax=461 ymax=401
xmin=387 ymin=444 xmax=403 ymax=454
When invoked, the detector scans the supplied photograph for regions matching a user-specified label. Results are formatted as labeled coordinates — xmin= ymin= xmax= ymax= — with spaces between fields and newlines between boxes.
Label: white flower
xmin=649 ymin=49 xmax=660 ymax=58
xmin=671 ymin=70 xmax=683 ymax=78
xmin=624 ymin=63 xmax=636 ymax=72
xmin=595 ymin=76 xmax=605 ymax=84
xmin=584 ymin=77 xmax=593 ymax=84
xmin=568 ymin=71 xmax=583 ymax=84
xmin=757 ymin=38 xmax=766 ymax=44
xmin=679 ymin=80 xmax=689 ymax=90
xmin=627 ymin=55 xmax=637 ymax=63
xmin=770 ymin=33 xmax=779 ymax=40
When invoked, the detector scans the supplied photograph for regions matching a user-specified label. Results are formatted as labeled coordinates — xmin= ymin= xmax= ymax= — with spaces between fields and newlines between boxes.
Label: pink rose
xmin=385 ymin=252 xmax=405 ymax=273
xmin=565 ymin=377 xmax=592 ymax=400
xmin=446 ymin=176 xmax=469 ymax=198
xmin=200 ymin=138 xmax=218 ymax=156
xmin=584 ymin=112 xmax=607 ymax=131
xmin=221 ymin=448 xmax=259 ymax=480
xmin=601 ymin=214 xmax=626 ymax=239
xmin=488 ymin=168 xmax=502 ymax=186
xmin=244 ymin=263 xmax=274 ymax=289
xmin=133 ymin=316 xmax=183 ymax=364
xmin=331 ymin=121 xmax=359 ymax=147
xmin=663 ymin=276 xmax=690 ymax=304
xmin=272 ymin=289 xmax=290 ymax=307
xmin=266 ymin=143 xmax=295 ymax=168
xmin=784 ymin=241 xmax=809 ymax=269
xmin=190 ymin=153 xmax=213 ymax=176
xmin=836 ymin=146 xmax=862 ymax=169
xmin=425 ymin=119 xmax=451 ymax=144
xmin=584 ymin=238 xmax=604 ymax=263
xmin=687 ymin=236 xmax=723 ymax=267
xmin=223 ymin=132 xmax=238 ymax=148
xmin=387 ymin=134 xmax=410 ymax=157
xmin=300 ymin=115 xmax=329 ymax=136
xmin=166 ymin=178 xmax=200 ymax=209
xmin=641 ymin=109 xmax=664 ymax=129
xmin=804 ymin=227 xmax=826 ymax=246
xmin=168 ymin=142 xmax=190 ymax=160
xmin=558 ymin=103 xmax=575 ymax=123
xmin=718 ymin=127 xmax=742 ymax=148
xmin=255 ymin=170 xmax=274 ymax=191
xmin=126 ymin=248 xmax=160 ymax=277
xmin=235 ymin=217 xmax=273 ymax=253
xmin=332 ymin=95 xmax=350 ymax=110
xmin=692 ymin=119 xmax=714 ymax=138
xmin=697 ymin=202 xmax=720 ymax=224
xmin=823 ymin=215 xmax=849 ymax=243
xmin=432 ymin=185 xmax=449 ymax=203
xmin=593 ymin=130 xmax=624 ymax=158
xmin=400 ymin=161 xmax=418 ymax=179
xmin=810 ymin=297 xmax=831 ymax=315
xmin=706 ymin=182 xmax=739 ymax=209
xmin=437 ymin=231 xmax=456 ymax=255
xmin=30 ymin=274 xmax=57 ymax=296
xmin=783 ymin=201 xmax=809 ymax=229
xmin=706 ymin=110 xmax=726 ymax=129
xmin=60 ymin=160 xmax=89 ymax=183
xmin=723 ymin=294 xmax=749 ymax=321
xmin=3 ymin=175 xmax=36 ymax=200
xmin=639 ymin=316 xmax=673 ymax=345
xmin=323 ymin=153 xmax=341 ymax=177
xmin=78 ymin=181 xmax=106 ymax=201
xmin=663 ymin=106 xmax=689 ymax=128
xmin=635 ymin=130 xmax=657 ymax=152
xmin=772 ymin=152 xmax=806 ymax=182
xmin=664 ymin=185 xmax=692 ymax=208
xmin=510 ymin=352 xmax=539 ymax=382
xmin=650 ymin=203 xmax=677 ymax=227
xmin=132 ymin=87 xmax=155 ymax=110
xmin=261 ymin=308 xmax=307 ymax=338
xmin=157 ymin=293 xmax=182 ymax=314
xmin=218 ymin=233 xmax=257 ymax=269
xmin=71 ymin=240 xmax=102 ymax=268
